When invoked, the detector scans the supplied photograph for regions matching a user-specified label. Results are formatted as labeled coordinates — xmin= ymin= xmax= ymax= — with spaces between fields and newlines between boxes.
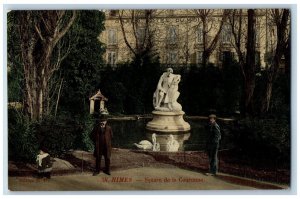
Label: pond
xmin=109 ymin=118 xmax=234 ymax=152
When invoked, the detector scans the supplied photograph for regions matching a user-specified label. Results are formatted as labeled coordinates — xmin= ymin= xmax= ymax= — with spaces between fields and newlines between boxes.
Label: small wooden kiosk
xmin=89 ymin=90 xmax=108 ymax=115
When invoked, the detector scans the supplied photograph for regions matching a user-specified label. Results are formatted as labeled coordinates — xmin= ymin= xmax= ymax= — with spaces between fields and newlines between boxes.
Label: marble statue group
xmin=145 ymin=67 xmax=191 ymax=150
xmin=153 ymin=68 xmax=182 ymax=112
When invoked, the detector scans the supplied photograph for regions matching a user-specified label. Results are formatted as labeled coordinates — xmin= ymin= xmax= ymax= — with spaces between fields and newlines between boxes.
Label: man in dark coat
xmin=205 ymin=114 xmax=221 ymax=176
xmin=90 ymin=116 xmax=113 ymax=176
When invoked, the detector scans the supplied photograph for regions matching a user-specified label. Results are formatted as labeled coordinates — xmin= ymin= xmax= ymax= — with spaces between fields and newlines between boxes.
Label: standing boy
xmin=206 ymin=114 xmax=221 ymax=176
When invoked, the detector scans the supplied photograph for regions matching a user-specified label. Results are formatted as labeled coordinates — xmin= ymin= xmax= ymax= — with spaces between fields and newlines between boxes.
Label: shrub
xmin=73 ymin=114 xmax=95 ymax=152
xmin=8 ymin=109 xmax=39 ymax=163
xmin=230 ymin=116 xmax=290 ymax=168
xmin=35 ymin=116 xmax=79 ymax=157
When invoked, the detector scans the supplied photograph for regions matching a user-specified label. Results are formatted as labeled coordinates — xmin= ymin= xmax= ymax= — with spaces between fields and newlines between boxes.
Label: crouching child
xmin=36 ymin=148 xmax=52 ymax=179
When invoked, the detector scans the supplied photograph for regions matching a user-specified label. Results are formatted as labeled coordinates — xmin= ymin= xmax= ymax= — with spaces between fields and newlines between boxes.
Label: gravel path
xmin=8 ymin=167 xmax=257 ymax=191
xmin=8 ymin=149 xmax=288 ymax=191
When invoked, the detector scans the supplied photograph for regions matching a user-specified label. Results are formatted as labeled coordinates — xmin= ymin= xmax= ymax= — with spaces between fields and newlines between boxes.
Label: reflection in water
xmin=109 ymin=119 xmax=230 ymax=151
xmin=146 ymin=132 xmax=191 ymax=152
xmin=133 ymin=133 xmax=160 ymax=151
xmin=166 ymin=135 xmax=179 ymax=152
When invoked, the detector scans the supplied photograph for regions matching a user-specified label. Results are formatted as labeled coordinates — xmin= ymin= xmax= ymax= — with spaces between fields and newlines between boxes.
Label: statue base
xmin=146 ymin=110 xmax=191 ymax=133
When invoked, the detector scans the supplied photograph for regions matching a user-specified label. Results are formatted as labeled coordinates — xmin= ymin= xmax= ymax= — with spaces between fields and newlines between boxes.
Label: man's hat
xmin=99 ymin=114 xmax=108 ymax=122
xmin=208 ymin=114 xmax=217 ymax=119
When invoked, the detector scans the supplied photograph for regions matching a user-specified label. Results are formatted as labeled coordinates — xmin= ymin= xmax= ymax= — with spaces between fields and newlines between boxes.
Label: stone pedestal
xmin=146 ymin=110 xmax=190 ymax=133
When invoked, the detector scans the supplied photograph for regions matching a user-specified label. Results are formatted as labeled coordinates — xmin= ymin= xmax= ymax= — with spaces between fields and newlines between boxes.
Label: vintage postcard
xmin=6 ymin=6 xmax=293 ymax=192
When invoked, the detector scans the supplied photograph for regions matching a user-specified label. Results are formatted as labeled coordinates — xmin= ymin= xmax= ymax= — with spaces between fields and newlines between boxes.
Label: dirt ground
xmin=9 ymin=167 xmax=285 ymax=191
xmin=8 ymin=148 xmax=288 ymax=191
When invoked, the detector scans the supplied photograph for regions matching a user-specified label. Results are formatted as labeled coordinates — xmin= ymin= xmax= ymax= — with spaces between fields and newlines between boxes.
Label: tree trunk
xmin=260 ymin=80 xmax=273 ymax=113
xmin=242 ymin=9 xmax=256 ymax=116
xmin=202 ymin=51 xmax=208 ymax=67
xmin=259 ymin=9 xmax=290 ymax=114
xmin=284 ymin=34 xmax=291 ymax=74
xmin=118 ymin=10 xmax=154 ymax=66
xmin=202 ymin=19 xmax=207 ymax=67
xmin=199 ymin=10 xmax=228 ymax=68
xmin=55 ymin=78 xmax=64 ymax=118
xmin=16 ymin=10 xmax=77 ymax=121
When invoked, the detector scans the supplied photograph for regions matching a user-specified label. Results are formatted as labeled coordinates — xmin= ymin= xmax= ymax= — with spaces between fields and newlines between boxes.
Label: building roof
xmin=89 ymin=90 xmax=108 ymax=101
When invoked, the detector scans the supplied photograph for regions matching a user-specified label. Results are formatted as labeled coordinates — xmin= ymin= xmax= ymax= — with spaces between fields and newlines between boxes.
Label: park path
xmin=8 ymin=167 xmax=285 ymax=191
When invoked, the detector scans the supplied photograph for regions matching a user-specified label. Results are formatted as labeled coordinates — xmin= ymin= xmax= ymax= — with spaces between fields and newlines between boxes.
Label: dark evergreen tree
xmin=58 ymin=11 xmax=106 ymax=117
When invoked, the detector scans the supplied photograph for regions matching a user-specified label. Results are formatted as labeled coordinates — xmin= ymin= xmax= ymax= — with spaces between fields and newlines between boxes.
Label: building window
xmin=222 ymin=24 xmax=231 ymax=44
xmin=107 ymin=51 xmax=117 ymax=66
xmin=264 ymin=51 xmax=273 ymax=67
xmin=220 ymin=51 xmax=234 ymax=64
xmin=255 ymin=51 xmax=261 ymax=67
xmin=167 ymin=26 xmax=178 ymax=45
xmin=108 ymin=29 xmax=117 ymax=45
xmin=196 ymin=51 xmax=203 ymax=65
xmin=255 ymin=24 xmax=260 ymax=47
xmin=167 ymin=51 xmax=178 ymax=64
xmin=197 ymin=25 xmax=203 ymax=44
xmin=109 ymin=10 xmax=118 ymax=17
xmin=137 ymin=28 xmax=146 ymax=45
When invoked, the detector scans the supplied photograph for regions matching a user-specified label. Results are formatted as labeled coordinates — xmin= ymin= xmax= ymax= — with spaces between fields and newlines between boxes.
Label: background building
xmin=100 ymin=9 xmax=288 ymax=69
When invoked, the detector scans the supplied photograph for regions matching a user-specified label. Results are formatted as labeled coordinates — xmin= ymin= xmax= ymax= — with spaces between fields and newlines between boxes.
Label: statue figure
xmin=147 ymin=68 xmax=190 ymax=133
xmin=153 ymin=68 xmax=174 ymax=109
xmin=153 ymin=68 xmax=182 ymax=111
xmin=166 ymin=74 xmax=182 ymax=111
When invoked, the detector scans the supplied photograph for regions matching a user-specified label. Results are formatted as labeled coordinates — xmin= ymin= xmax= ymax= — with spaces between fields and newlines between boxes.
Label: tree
xmin=118 ymin=10 xmax=156 ymax=66
xmin=228 ymin=9 xmax=246 ymax=70
xmin=259 ymin=9 xmax=290 ymax=113
xmin=7 ymin=14 xmax=23 ymax=103
xmin=194 ymin=9 xmax=229 ymax=67
xmin=58 ymin=10 xmax=106 ymax=116
xmin=8 ymin=11 xmax=77 ymax=120
xmin=244 ymin=9 xmax=257 ymax=115
xmin=229 ymin=9 xmax=257 ymax=115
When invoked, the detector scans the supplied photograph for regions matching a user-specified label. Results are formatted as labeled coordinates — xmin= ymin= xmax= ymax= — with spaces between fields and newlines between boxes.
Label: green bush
xmin=73 ymin=114 xmax=95 ymax=152
xmin=180 ymin=62 xmax=242 ymax=115
xmin=230 ymin=116 xmax=290 ymax=168
xmin=101 ymin=61 xmax=161 ymax=115
xmin=34 ymin=117 xmax=79 ymax=157
xmin=8 ymin=109 xmax=39 ymax=163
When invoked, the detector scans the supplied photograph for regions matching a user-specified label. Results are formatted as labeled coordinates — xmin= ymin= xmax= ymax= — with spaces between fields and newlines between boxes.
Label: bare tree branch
xmin=53 ymin=10 xmax=77 ymax=45
xmin=118 ymin=10 xmax=136 ymax=56
xmin=34 ymin=24 xmax=45 ymax=42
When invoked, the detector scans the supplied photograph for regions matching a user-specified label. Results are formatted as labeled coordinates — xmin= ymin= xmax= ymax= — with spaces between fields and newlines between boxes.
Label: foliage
xmin=8 ymin=109 xmax=39 ymax=163
xmin=7 ymin=12 xmax=24 ymax=102
xmin=7 ymin=65 xmax=23 ymax=102
xmin=229 ymin=116 xmax=290 ymax=168
xmin=34 ymin=114 xmax=95 ymax=156
xmin=7 ymin=10 xmax=290 ymax=166
xmin=73 ymin=114 xmax=95 ymax=152
xmin=100 ymin=55 xmax=161 ymax=114
xmin=220 ymin=60 xmax=243 ymax=113
xmin=8 ymin=11 xmax=105 ymax=161
xmin=57 ymin=10 xmax=106 ymax=116
xmin=98 ymin=60 xmax=243 ymax=116
xmin=8 ymin=11 xmax=77 ymax=120
xmin=180 ymin=62 xmax=242 ymax=116
xmin=253 ymin=71 xmax=290 ymax=116
xmin=34 ymin=116 xmax=76 ymax=156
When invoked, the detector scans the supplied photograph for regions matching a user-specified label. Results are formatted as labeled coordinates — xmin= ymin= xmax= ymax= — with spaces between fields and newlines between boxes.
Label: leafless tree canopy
xmin=194 ymin=9 xmax=230 ymax=67
xmin=118 ymin=10 xmax=156 ymax=64
xmin=17 ymin=11 xmax=77 ymax=120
